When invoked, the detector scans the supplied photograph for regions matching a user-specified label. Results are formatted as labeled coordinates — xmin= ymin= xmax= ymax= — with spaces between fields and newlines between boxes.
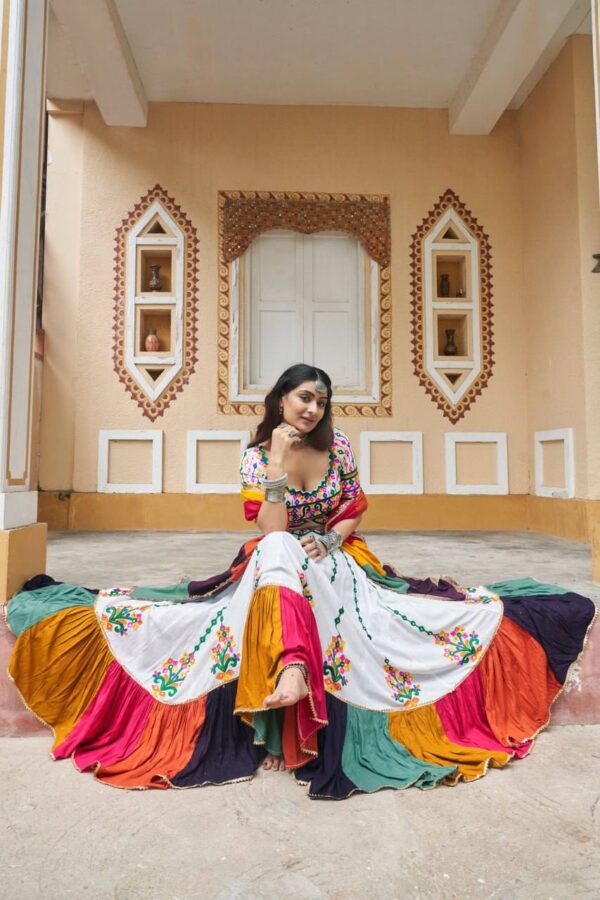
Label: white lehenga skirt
xmin=96 ymin=531 xmax=503 ymax=711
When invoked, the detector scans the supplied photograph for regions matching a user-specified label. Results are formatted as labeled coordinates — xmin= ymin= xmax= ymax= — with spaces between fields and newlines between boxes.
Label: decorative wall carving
xmin=113 ymin=185 xmax=199 ymax=421
xmin=410 ymin=189 xmax=494 ymax=423
xmin=221 ymin=192 xmax=390 ymax=266
xmin=218 ymin=190 xmax=392 ymax=417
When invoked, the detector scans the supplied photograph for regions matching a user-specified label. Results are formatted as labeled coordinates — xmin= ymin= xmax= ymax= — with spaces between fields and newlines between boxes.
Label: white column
xmin=0 ymin=0 xmax=48 ymax=529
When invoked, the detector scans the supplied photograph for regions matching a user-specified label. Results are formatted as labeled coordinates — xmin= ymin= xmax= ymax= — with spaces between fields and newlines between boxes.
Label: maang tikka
xmin=314 ymin=371 xmax=327 ymax=394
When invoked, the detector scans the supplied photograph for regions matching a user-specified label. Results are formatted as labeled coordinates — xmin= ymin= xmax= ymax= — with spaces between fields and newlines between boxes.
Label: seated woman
xmin=6 ymin=364 xmax=596 ymax=798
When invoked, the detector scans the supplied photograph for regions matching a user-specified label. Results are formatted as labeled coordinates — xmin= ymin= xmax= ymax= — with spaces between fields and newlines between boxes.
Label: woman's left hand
xmin=300 ymin=532 xmax=328 ymax=563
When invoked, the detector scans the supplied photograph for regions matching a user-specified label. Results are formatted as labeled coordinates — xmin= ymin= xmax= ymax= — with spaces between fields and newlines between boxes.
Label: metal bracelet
xmin=263 ymin=472 xmax=288 ymax=488
xmin=320 ymin=530 xmax=343 ymax=554
xmin=263 ymin=471 xmax=287 ymax=503
xmin=265 ymin=487 xmax=286 ymax=503
xmin=306 ymin=529 xmax=342 ymax=555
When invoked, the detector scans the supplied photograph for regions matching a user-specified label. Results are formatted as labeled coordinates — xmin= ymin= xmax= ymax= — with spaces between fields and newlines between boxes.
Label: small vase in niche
xmin=443 ymin=328 xmax=458 ymax=356
xmin=148 ymin=264 xmax=162 ymax=292
xmin=456 ymin=287 xmax=465 ymax=298
xmin=145 ymin=329 xmax=160 ymax=352
xmin=439 ymin=274 xmax=450 ymax=297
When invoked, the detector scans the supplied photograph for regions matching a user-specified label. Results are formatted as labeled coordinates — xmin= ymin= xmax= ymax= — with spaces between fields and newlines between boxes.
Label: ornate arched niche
xmin=113 ymin=185 xmax=198 ymax=420
xmin=217 ymin=190 xmax=392 ymax=417
xmin=410 ymin=189 xmax=494 ymax=423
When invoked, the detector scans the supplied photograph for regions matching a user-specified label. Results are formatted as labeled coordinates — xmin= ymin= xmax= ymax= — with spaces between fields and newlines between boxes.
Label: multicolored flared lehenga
xmin=6 ymin=429 xmax=596 ymax=798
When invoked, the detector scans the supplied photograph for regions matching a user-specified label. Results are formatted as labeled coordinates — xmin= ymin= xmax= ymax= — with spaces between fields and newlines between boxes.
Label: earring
xmin=279 ymin=406 xmax=283 ymax=415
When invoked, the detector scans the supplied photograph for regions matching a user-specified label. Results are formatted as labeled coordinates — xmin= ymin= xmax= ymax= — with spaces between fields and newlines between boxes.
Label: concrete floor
xmin=1 ymin=530 xmax=599 ymax=900
xmin=41 ymin=529 xmax=600 ymax=603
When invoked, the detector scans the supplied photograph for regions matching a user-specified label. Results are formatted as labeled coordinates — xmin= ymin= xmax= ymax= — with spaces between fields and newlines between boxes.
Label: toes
xmin=262 ymin=754 xmax=284 ymax=772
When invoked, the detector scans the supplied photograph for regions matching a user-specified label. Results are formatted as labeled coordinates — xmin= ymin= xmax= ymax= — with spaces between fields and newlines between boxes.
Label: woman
xmin=7 ymin=364 xmax=596 ymax=798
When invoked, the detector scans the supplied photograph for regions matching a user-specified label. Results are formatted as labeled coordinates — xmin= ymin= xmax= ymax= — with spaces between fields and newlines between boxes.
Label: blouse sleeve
xmin=240 ymin=446 xmax=266 ymax=488
xmin=240 ymin=446 xmax=266 ymax=521
xmin=332 ymin=430 xmax=362 ymax=501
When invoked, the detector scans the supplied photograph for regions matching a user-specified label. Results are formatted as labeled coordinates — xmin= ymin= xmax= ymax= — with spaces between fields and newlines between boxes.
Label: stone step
xmin=552 ymin=620 xmax=599 ymax=724
xmin=0 ymin=619 xmax=46 ymax=735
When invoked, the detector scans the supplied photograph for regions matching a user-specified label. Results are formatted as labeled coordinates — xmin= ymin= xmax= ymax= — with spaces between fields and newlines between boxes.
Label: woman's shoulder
xmin=240 ymin=444 xmax=268 ymax=481
xmin=331 ymin=428 xmax=355 ymax=461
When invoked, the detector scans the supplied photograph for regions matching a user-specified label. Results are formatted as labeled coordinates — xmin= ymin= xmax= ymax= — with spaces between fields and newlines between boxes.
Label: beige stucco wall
xmin=38 ymin=36 xmax=599 ymax=505
xmin=39 ymin=96 xmax=529 ymax=496
xmin=519 ymin=35 xmax=600 ymax=500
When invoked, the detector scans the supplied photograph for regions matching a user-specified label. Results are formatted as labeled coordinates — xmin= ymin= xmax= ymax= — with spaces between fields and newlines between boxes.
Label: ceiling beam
xmin=50 ymin=0 xmax=147 ymax=126
xmin=449 ymin=0 xmax=590 ymax=134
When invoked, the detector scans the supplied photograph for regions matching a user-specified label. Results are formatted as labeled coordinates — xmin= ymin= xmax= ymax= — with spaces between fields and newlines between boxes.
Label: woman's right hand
xmin=268 ymin=422 xmax=302 ymax=467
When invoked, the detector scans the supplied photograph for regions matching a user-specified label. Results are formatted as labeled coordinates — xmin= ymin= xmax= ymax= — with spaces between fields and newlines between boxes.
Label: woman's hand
xmin=269 ymin=422 xmax=302 ymax=467
xmin=300 ymin=532 xmax=328 ymax=563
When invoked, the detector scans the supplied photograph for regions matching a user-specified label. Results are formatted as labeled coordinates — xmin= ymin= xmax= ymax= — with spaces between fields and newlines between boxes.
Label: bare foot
xmin=262 ymin=754 xmax=286 ymax=772
xmin=263 ymin=666 xmax=308 ymax=709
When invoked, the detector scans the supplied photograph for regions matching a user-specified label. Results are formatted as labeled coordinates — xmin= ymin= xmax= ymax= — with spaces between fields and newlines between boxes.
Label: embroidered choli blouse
xmin=240 ymin=428 xmax=362 ymax=532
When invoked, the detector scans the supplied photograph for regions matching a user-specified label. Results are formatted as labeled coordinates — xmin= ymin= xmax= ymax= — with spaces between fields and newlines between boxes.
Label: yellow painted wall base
xmin=38 ymin=492 xmax=255 ymax=533
xmin=38 ymin=490 xmax=598 ymax=540
xmin=526 ymin=497 xmax=600 ymax=544
xmin=34 ymin=492 xmax=600 ymax=581
xmin=0 ymin=522 xmax=48 ymax=604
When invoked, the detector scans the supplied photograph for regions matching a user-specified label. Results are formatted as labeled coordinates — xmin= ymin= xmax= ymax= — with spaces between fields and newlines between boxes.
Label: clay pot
xmin=145 ymin=329 xmax=160 ymax=352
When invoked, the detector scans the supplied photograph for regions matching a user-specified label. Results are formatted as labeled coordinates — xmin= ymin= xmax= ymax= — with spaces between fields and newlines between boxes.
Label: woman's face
xmin=280 ymin=380 xmax=328 ymax=436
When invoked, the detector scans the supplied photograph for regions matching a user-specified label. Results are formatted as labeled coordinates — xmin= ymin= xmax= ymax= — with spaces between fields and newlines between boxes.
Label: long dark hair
xmin=249 ymin=364 xmax=334 ymax=451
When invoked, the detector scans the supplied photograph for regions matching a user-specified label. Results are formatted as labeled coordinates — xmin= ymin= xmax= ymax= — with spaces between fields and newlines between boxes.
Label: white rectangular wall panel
xmin=360 ymin=431 xmax=424 ymax=494
xmin=98 ymin=430 xmax=163 ymax=493
xmin=534 ymin=428 xmax=575 ymax=498
xmin=187 ymin=430 xmax=250 ymax=494
xmin=445 ymin=432 xmax=508 ymax=495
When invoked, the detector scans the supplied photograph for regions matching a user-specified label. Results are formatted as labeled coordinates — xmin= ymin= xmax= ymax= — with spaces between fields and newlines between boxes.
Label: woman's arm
xmin=330 ymin=514 xmax=362 ymax=543
xmin=256 ymin=478 xmax=288 ymax=534
xmin=255 ymin=426 xmax=299 ymax=534
xmin=300 ymin=513 xmax=362 ymax=561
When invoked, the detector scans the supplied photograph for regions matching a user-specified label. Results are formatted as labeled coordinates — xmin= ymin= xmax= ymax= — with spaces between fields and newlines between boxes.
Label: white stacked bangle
xmin=264 ymin=472 xmax=288 ymax=503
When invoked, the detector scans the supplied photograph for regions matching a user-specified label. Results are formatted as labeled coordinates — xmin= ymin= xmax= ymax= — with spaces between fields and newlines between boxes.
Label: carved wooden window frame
xmin=217 ymin=190 xmax=392 ymax=417
xmin=113 ymin=185 xmax=199 ymax=421
xmin=410 ymin=189 xmax=494 ymax=423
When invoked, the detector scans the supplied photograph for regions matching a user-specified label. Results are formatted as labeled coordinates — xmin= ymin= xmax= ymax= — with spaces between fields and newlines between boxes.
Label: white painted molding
xmin=187 ymin=430 xmax=250 ymax=494
xmin=449 ymin=0 xmax=589 ymax=134
xmin=359 ymin=431 xmax=424 ymax=495
xmin=534 ymin=428 xmax=575 ymax=499
xmin=422 ymin=208 xmax=481 ymax=406
xmin=51 ymin=0 xmax=147 ymax=126
xmin=125 ymin=200 xmax=184 ymax=403
xmin=98 ymin=430 xmax=163 ymax=493
xmin=445 ymin=432 xmax=508 ymax=495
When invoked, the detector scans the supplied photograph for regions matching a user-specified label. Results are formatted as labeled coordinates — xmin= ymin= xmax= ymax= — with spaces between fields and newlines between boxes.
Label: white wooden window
xmin=234 ymin=230 xmax=377 ymax=398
